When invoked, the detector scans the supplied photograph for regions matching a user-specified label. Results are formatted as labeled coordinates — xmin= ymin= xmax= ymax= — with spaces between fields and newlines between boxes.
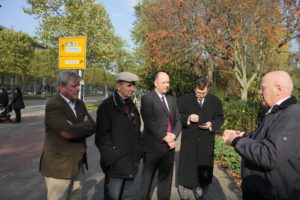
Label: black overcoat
xmin=11 ymin=92 xmax=25 ymax=110
xmin=177 ymin=92 xmax=224 ymax=188
xmin=95 ymin=92 xmax=142 ymax=179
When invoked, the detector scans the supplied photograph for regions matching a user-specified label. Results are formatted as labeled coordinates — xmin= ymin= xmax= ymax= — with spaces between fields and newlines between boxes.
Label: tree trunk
xmin=207 ymin=60 xmax=214 ymax=84
xmin=240 ymin=87 xmax=248 ymax=101
xmin=102 ymin=66 xmax=108 ymax=98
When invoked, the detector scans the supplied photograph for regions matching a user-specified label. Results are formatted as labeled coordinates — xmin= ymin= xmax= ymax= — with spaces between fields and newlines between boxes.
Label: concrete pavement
xmin=0 ymin=108 xmax=242 ymax=200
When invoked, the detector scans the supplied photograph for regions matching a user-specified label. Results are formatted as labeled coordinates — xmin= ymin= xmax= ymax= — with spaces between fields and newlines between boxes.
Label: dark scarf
xmin=269 ymin=96 xmax=297 ymax=114
xmin=113 ymin=90 xmax=133 ymax=113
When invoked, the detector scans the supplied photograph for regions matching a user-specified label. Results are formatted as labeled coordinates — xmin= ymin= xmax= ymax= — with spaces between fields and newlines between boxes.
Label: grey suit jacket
xmin=40 ymin=94 xmax=95 ymax=179
xmin=141 ymin=90 xmax=181 ymax=152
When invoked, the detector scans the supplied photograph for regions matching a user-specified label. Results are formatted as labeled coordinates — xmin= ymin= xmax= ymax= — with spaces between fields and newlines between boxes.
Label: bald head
xmin=154 ymin=72 xmax=170 ymax=95
xmin=260 ymin=70 xmax=293 ymax=107
xmin=263 ymin=71 xmax=293 ymax=95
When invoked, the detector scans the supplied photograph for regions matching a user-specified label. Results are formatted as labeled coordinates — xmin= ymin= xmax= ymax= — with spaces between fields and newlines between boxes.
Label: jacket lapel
xmin=57 ymin=94 xmax=78 ymax=122
xmin=152 ymin=91 xmax=169 ymax=116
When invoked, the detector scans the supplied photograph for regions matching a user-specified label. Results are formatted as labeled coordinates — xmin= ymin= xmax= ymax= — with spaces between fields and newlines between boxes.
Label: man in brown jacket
xmin=40 ymin=71 xmax=95 ymax=200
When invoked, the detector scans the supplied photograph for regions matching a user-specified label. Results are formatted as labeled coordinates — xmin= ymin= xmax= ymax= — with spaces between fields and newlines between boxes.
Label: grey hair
xmin=56 ymin=71 xmax=81 ymax=87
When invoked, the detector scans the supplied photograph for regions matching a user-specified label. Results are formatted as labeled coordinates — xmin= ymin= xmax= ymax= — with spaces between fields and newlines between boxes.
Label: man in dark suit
xmin=177 ymin=77 xmax=224 ymax=200
xmin=223 ymin=71 xmax=300 ymax=200
xmin=40 ymin=71 xmax=95 ymax=200
xmin=140 ymin=71 xmax=182 ymax=200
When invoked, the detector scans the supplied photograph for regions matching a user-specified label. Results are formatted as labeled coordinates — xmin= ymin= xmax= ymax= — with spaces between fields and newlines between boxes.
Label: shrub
xmin=215 ymin=98 xmax=267 ymax=179
xmin=221 ymin=99 xmax=266 ymax=133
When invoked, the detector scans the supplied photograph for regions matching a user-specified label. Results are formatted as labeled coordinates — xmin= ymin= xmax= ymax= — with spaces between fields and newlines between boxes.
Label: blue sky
xmin=0 ymin=0 xmax=137 ymax=47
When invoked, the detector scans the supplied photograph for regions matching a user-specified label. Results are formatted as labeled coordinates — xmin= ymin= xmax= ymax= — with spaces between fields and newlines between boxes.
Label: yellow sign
xmin=59 ymin=37 xmax=86 ymax=69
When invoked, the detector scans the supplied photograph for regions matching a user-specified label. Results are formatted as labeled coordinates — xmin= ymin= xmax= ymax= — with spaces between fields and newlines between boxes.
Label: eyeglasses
xmin=259 ymin=85 xmax=276 ymax=90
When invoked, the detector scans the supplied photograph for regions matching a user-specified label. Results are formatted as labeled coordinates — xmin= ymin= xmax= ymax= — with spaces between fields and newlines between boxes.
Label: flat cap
xmin=116 ymin=71 xmax=138 ymax=82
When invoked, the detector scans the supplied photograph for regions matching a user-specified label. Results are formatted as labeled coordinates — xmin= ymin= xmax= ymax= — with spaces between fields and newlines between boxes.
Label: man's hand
xmin=163 ymin=132 xmax=176 ymax=143
xmin=199 ymin=121 xmax=212 ymax=130
xmin=84 ymin=115 xmax=89 ymax=122
xmin=222 ymin=129 xmax=245 ymax=145
xmin=188 ymin=114 xmax=199 ymax=123
xmin=167 ymin=140 xmax=176 ymax=149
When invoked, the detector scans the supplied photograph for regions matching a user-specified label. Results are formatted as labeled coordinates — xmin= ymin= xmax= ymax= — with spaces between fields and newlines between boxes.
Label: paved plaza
xmin=0 ymin=107 xmax=242 ymax=200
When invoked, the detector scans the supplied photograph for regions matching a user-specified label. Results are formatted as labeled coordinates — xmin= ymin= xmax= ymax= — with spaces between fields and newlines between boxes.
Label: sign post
xmin=59 ymin=37 xmax=86 ymax=100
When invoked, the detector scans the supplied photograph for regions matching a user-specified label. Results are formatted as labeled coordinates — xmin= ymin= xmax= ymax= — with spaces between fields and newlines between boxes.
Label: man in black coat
xmin=11 ymin=87 xmax=25 ymax=123
xmin=177 ymin=77 xmax=224 ymax=200
xmin=140 ymin=71 xmax=181 ymax=200
xmin=95 ymin=71 xmax=142 ymax=200
xmin=223 ymin=70 xmax=300 ymax=200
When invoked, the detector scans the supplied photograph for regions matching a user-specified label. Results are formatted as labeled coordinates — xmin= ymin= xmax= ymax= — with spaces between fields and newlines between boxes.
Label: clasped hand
xmin=163 ymin=132 xmax=176 ymax=149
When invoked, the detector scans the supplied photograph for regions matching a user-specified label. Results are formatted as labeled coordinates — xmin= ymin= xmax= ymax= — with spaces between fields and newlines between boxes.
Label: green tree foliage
xmin=24 ymin=0 xmax=129 ymax=92
xmin=24 ymin=0 xmax=125 ymax=65
xmin=84 ymin=66 xmax=115 ymax=89
xmin=27 ymin=47 xmax=59 ymax=92
xmin=0 ymin=29 xmax=36 ymax=77
xmin=29 ymin=48 xmax=58 ymax=81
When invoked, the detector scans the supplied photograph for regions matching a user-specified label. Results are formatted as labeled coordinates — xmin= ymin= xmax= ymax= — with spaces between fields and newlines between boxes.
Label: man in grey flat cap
xmin=95 ymin=71 xmax=142 ymax=199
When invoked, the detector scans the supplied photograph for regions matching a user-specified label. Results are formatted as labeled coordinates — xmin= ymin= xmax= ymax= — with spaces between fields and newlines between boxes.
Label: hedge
xmin=214 ymin=99 xmax=267 ymax=178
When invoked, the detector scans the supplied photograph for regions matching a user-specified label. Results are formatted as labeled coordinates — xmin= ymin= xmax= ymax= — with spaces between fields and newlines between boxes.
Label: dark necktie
xmin=161 ymin=96 xmax=173 ymax=132
xmin=198 ymin=100 xmax=203 ymax=108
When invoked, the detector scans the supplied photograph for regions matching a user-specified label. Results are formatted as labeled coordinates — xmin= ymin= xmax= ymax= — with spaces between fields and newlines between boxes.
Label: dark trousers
xmin=104 ymin=175 xmax=136 ymax=200
xmin=140 ymin=150 xmax=174 ymax=200
xmin=14 ymin=109 xmax=21 ymax=122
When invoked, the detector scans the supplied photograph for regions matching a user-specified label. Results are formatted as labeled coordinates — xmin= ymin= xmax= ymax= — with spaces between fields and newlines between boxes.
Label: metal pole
xmin=78 ymin=70 xmax=84 ymax=101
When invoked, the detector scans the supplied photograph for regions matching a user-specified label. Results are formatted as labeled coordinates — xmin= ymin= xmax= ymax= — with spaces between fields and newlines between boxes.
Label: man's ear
xmin=58 ymin=85 xmax=64 ymax=93
xmin=275 ymin=85 xmax=283 ymax=96
xmin=116 ymin=82 xmax=122 ymax=91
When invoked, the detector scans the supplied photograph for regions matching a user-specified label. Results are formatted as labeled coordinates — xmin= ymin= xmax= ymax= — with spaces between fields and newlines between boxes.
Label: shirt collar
xmin=155 ymin=89 xmax=165 ymax=99
xmin=267 ymin=96 xmax=290 ymax=114
xmin=60 ymin=93 xmax=76 ymax=105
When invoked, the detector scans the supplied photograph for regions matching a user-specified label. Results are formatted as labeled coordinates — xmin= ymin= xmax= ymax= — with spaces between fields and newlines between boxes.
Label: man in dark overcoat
xmin=223 ymin=70 xmax=300 ymax=200
xmin=177 ymin=77 xmax=224 ymax=200
xmin=95 ymin=71 xmax=142 ymax=199
xmin=40 ymin=71 xmax=96 ymax=200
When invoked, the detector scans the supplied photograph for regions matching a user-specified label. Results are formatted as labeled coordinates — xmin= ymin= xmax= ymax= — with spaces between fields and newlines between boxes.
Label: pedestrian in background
xmin=40 ymin=70 xmax=96 ymax=200
xmin=177 ymin=77 xmax=224 ymax=200
xmin=11 ymin=87 xmax=25 ymax=123
xmin=0 ymin=87 xmax=9 ymax=111
xmin=95 ymin=71 xmax=142 ymax=200
xmin=140 ymin=71 xmax=181 ymax=200
xmin=223 ymin=70 xmax=300 ymax=200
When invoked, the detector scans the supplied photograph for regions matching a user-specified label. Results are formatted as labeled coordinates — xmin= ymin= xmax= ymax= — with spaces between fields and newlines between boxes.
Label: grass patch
xmin=86 ymin=102 xmax=100 ymax=111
